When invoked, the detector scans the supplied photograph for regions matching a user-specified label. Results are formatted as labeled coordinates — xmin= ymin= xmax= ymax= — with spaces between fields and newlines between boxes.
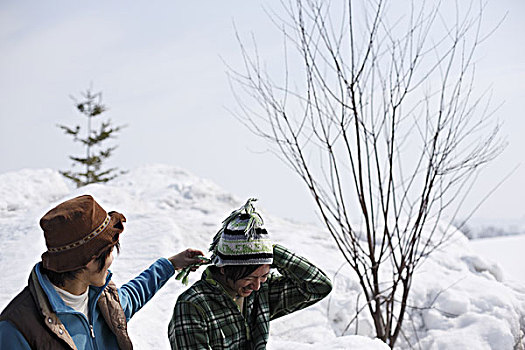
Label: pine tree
xmin=58 ymin=88 xmax=125 ymax=187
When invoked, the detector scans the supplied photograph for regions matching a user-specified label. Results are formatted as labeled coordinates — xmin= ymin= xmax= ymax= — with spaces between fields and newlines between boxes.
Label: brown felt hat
xmin=40 ymin=195 xmax=126 ymax=272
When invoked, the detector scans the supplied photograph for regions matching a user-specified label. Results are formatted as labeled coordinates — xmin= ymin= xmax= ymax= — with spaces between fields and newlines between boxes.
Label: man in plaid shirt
xmin=168 ymin=199 xmax=332 ymax=349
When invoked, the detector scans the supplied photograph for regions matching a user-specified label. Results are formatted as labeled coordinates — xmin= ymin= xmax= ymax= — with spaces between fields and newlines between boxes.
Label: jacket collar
xmin=35 ymin=262 xmax=113 ymax=315
xmin=29 ymin=265 xmax=77 ymax=349
xmin=202 ymin=267 xmax=231 ymax=297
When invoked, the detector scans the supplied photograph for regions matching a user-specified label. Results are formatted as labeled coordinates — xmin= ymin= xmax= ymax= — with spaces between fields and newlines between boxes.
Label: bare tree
xmin=229 ymin=0 xmax=504 ymax=347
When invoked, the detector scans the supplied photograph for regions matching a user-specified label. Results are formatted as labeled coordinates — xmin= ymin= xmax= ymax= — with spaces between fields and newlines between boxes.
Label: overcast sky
xmin=1 ymin=0 xmax=524 ymax=224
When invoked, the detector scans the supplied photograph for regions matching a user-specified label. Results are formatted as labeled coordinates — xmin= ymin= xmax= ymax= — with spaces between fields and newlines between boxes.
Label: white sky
xmin=1 ymin=0 xmax=524 ymax=224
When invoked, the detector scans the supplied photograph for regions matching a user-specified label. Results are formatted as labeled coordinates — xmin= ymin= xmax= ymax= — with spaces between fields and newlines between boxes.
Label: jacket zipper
xmin=90 ymin=324 xmax=95 ymax=338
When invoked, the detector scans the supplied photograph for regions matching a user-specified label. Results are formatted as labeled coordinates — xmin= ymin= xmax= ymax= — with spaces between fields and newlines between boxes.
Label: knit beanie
xmin=209 ymin=198 xmax=273 ymax=267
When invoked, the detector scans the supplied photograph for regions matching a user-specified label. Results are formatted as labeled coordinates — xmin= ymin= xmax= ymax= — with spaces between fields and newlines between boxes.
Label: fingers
xmin=169 ymin=248 xmax=207 ymax=271
xmin=185 ymin=248 xmax=205 ymax=257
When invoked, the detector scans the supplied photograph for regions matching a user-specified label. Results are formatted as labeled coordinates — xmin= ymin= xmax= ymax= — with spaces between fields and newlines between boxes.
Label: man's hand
xmin=168 ymin=248 xmax=205 ymax=270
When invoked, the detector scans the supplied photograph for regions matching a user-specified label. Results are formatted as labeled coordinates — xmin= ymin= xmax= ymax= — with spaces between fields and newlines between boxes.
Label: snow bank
xmin=460 ymin=218 xmax=525 ymax=239
xmin=470 ymin=234 xmax=525 ymax=283
xmin=1 ymin=165 xmax=524 ymax=349
xmin=0 ymin=168 xmax=70 ymax=213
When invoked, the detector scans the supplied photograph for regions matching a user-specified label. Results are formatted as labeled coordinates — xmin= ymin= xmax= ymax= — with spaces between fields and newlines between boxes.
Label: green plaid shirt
xmin=168 ymin=244 xmax=332 ymax=350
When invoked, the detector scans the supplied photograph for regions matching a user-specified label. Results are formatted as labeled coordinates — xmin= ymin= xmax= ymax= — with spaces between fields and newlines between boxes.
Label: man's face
xmin=224 ymin=264 xmax=271 ymax=297
xmin=83 ymin=247 xmax=114 ymax=287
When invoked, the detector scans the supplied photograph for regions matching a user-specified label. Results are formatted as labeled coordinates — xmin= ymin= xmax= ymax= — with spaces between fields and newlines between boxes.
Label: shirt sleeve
xmin=118 ymin=258 xmax=176 ymax=321
xmin=0 ymin=321 xmax=32 ymax=350
xmin=268 ymin=244 xmax=332 ymax=320
xmin=168 ymin=299 xmax=210 ymax=350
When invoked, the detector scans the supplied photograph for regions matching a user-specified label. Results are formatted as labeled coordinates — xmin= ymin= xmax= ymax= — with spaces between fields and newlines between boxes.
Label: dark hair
xmin=42 ymin=242 xmax=120 ymax=287
xmin=210 ymin=264 xmax=262 ymax=282
xmin=41 ymin=266 xmax=85 ymax=287
xmin=94 ymin=242 xmax=120 ymax=271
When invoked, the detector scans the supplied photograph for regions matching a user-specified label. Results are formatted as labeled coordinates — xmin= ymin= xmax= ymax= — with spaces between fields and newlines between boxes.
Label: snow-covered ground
xmin=470 ymin=235 xmax=525 ymax=285
xmin=1 ymin=165 xmax=524 ymax=349
xmin=460 ymin=218 xmax=525 ymax=239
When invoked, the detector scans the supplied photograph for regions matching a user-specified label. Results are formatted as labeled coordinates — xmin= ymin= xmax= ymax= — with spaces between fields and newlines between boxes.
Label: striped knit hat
xmin=209 ymin=198 xmax=273 ymax=267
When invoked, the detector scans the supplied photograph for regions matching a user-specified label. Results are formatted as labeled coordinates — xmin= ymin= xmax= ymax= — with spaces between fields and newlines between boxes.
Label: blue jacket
xmin=0 ymin=258 xmax=175 ymax=349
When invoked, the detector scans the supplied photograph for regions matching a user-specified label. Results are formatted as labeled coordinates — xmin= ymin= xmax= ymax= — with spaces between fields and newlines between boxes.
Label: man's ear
xmin=219 ymin=267 xmax=225 ymax=275
xmin=85 ymin=256 xmax=98 ymax=269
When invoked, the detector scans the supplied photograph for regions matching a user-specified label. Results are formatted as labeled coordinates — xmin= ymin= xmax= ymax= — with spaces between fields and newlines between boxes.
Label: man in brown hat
xmin=0 ymin=194 xmax=204 ymax=349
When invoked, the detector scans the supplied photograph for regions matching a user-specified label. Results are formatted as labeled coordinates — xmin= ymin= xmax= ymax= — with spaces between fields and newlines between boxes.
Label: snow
xmin=1 ymin=164 xmax=524 ymax=349
xmin=460 ymin=218 xmax=525 ymax=239
xmin=470 ymin=234 xmax=525 ymax=284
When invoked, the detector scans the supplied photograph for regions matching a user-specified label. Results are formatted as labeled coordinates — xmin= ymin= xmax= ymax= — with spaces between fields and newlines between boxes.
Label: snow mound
xmin=0 ymin=168 xmax=70 ymax=213
xmin=460 ymin=218 xmax=525 ymax=239
xmin=1 ymin=165 xmax=524 ymax=349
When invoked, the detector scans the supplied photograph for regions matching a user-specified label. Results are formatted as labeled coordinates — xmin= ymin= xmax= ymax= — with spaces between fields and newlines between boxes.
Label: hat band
xmin=218 ymin=239 xmax=273 ymax=255
xmin=47 ymin=215 xmax=111 ymax=253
